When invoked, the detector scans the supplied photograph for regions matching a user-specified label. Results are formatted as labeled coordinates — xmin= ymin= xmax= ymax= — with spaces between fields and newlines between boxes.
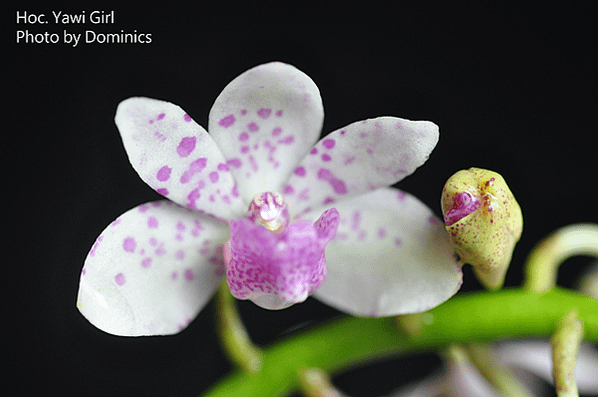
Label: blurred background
xmin=6 ymin=2 xmax=597 ymax=396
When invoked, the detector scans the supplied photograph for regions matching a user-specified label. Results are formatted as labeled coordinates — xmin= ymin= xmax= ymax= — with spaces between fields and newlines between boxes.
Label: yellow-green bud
xmin=441 ymin=168 xmax=523 ymax=290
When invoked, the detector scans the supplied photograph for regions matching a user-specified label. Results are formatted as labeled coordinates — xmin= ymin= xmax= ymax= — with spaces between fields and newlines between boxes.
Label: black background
xmin=6 ymin=2 xmax=597 ymax=396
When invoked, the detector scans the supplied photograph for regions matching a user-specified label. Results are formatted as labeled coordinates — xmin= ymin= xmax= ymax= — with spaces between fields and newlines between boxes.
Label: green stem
xmin=524 ymin=223 xmax=598 ymax=294
xmin=215 ymin=280 xmax=263 ymax=373
xmin=202 ymin=288 xmax=598 ymax=397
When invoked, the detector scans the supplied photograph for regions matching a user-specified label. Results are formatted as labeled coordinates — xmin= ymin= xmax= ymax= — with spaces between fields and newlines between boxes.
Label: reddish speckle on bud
xmin=246 ymin=192 xmax=290 ymax=233
xmin=441 ymin=168 xmax=523 ymax=290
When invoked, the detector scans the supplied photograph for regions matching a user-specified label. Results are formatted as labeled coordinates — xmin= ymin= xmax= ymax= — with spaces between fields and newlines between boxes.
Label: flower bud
xmin=441 ymin=168 xmax=523 ymax=289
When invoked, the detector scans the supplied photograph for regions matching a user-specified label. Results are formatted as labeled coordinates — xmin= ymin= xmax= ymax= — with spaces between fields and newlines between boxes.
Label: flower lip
xmin=444 ymin=191 xmax=481 ymax=226
xmin=224 ymin=194 xmax=339 ymax=310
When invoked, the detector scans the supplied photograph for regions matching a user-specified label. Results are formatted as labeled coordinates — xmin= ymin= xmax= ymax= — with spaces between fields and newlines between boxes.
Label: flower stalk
xmin=551 ymin=309 xmax=585 ymax=397
xmin=524 ymin=223 xmax=598 ymax=294
xmin=297 ymin=367 xmax=348 ymax=397
xmin=463 ymin=343 xmax=534 ymax=397
xmin=216 ymin=280 xmax=263 ymax=374
xmin=203 ymin=287 xmax=598 ymax=397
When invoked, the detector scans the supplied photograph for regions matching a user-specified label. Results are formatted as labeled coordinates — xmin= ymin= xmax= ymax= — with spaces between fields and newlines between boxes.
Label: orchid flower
xmin=76 ymin=62 xmax=462 ymax=336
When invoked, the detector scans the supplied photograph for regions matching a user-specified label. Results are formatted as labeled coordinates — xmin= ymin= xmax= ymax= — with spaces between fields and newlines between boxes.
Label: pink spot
xmin=177 ymin=137 xmax=197 ymax=157
xmin=176 ymin=250 xmax=185 ymax=260
xmin=276 ymin=110 xmax=283 ymax=117
xmin=322 ymin=138 xmax=335 ymax=149
xmin=323 ymin=196 xmax=335 ymax=204
xmin=141 ymin=257 xmax=152 ymax=268
xmin=272 ymin=127 xmax=282 ymax=136
xmin=187 ymin=188 xmax=200 ymax=209
xmin=310 ymin=147 xmax=318 ymax=155
xmin=156 ymin=188 xmax=169 ymax=195
xmin=321 ymin=154 xmax=332 ymax=162
xmin=111 ymin=218 xmax=122 ymax=226
xmin=147 ymin=216 xmax=158 ymax=229
xmin=219 ymin=114 xmax=236 ymax=128
xmin=367 ymin=148 xmax=374 ymax=155
xmin=138 ymin=205 xmax=149 ymax=213
xmin=239 ymin=132 xmax=249 ymax=142
xmin=294 ymin=166 xmax=306 ymax=177
xmin=184 ymin=269 xmax=195 ymax=281
xmin=217 ymin=163 xmax=229 ymax=172
xmin=257 ymin=108 xmax=272 ymax=119
xmin=284 ymin=184 xmax=294 ymax=195
xmin=157 ymin=113 xmax=165 ymax=120
xmin=340 ymin=130 xmax=346 ymax=135
xmin=155 ymin=243 xmax=166 ymax=256
xmin=278 ymin=135 xmax=294 ymax=145
xmin=248 ymin=122 xmax=259 ymax=132
xmin=149 ymin=237 xmax=158 ymax=246
xmin=241 ymin=145 xmax=250 ymax=153
xmin=123 ymin=237 xmax=136 ymax=253
xmin=157 ymin=165 xmax=172 ymax=181
xmin=351 ymin=211 xmax=361 ymax=230
xmin=227 ymin=158 xmax=242 ymax=168
xmin=181 ymin=157 xmax=208 ymax=183
xmin=298 ymin=188 xmax=309 ymax=201
xmin=183 ymin=114 xmax=192 ymax=122
xmin=396 ymin=191 xmax=407 ymax=201
xmin=394 ymin=238 xmax=402 ymax=246
xmin=241 ymin=109 xmax=247 ymax=115
xmin=378 ymin=228 xmax=386 ymax=238
xmin=114 ymin=273 xmax=126 ymax=286
xmin=81 ymin=268 xmax=86 ymax=276
xmin=154 ymin=131 xmax=166 ymax=142
xmin=428 ymin=215 xmax=440 ymax=225
xmin=231 ymin=185 xmax=239 ymax=197
xmin=344 ymin=156 xmax=356 ymax=165
xmin=147 ymin=216 xmax=158 ymax=228
xmin=209 ymin=171 xmax=219 ymax=183
xmin=317 ymin=168 xmax=348 ymax=194
xmin=171 ymin=272 xmax=178 ymax=280
xmin=176 ymin=221 xmax=186 ymax=232
xmin=249 ymin=155 xmax=258 ymax=171
xmin=89 ymin=236 xmax=103 ymax=257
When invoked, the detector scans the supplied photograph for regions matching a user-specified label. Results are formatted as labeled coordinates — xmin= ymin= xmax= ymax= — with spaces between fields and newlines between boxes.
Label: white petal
xmin=115 ymin=97 xmax=246 ymax=221
xmin=77 ymin=201 xmax=229 ymax=336
xmin=313 ymin=188 xmax=462 ymax=316
xmin=208 ymin=62 xmax=324 ymax=202
xmin=284 ymin=117 xmax=439 ymax=217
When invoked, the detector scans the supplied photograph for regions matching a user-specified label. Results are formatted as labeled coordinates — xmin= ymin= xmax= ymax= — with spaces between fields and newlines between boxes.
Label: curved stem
xmin=202 ymin=288 xmax=598 ymax=397
xmin=524 ymin=224 xmax=598 ymax=294
xmin=215 ymin=280 xmax=263 ymax=373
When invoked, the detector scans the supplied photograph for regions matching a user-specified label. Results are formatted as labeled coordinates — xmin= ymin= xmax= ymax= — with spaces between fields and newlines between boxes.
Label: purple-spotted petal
xmin=208 ymin=62 xmax=324 ymax=201
xmin=115 ymin=97 xmax=246 ymax=221
xmin=313 ymin=188 xmax=462 ymax=317
xmin=77 ymin=201 xmax=229 ymax=336
xmin=225 ymin=209 xmax=339 ymax=310
xmin=284 ymin=117 xmax=439 ymax=217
